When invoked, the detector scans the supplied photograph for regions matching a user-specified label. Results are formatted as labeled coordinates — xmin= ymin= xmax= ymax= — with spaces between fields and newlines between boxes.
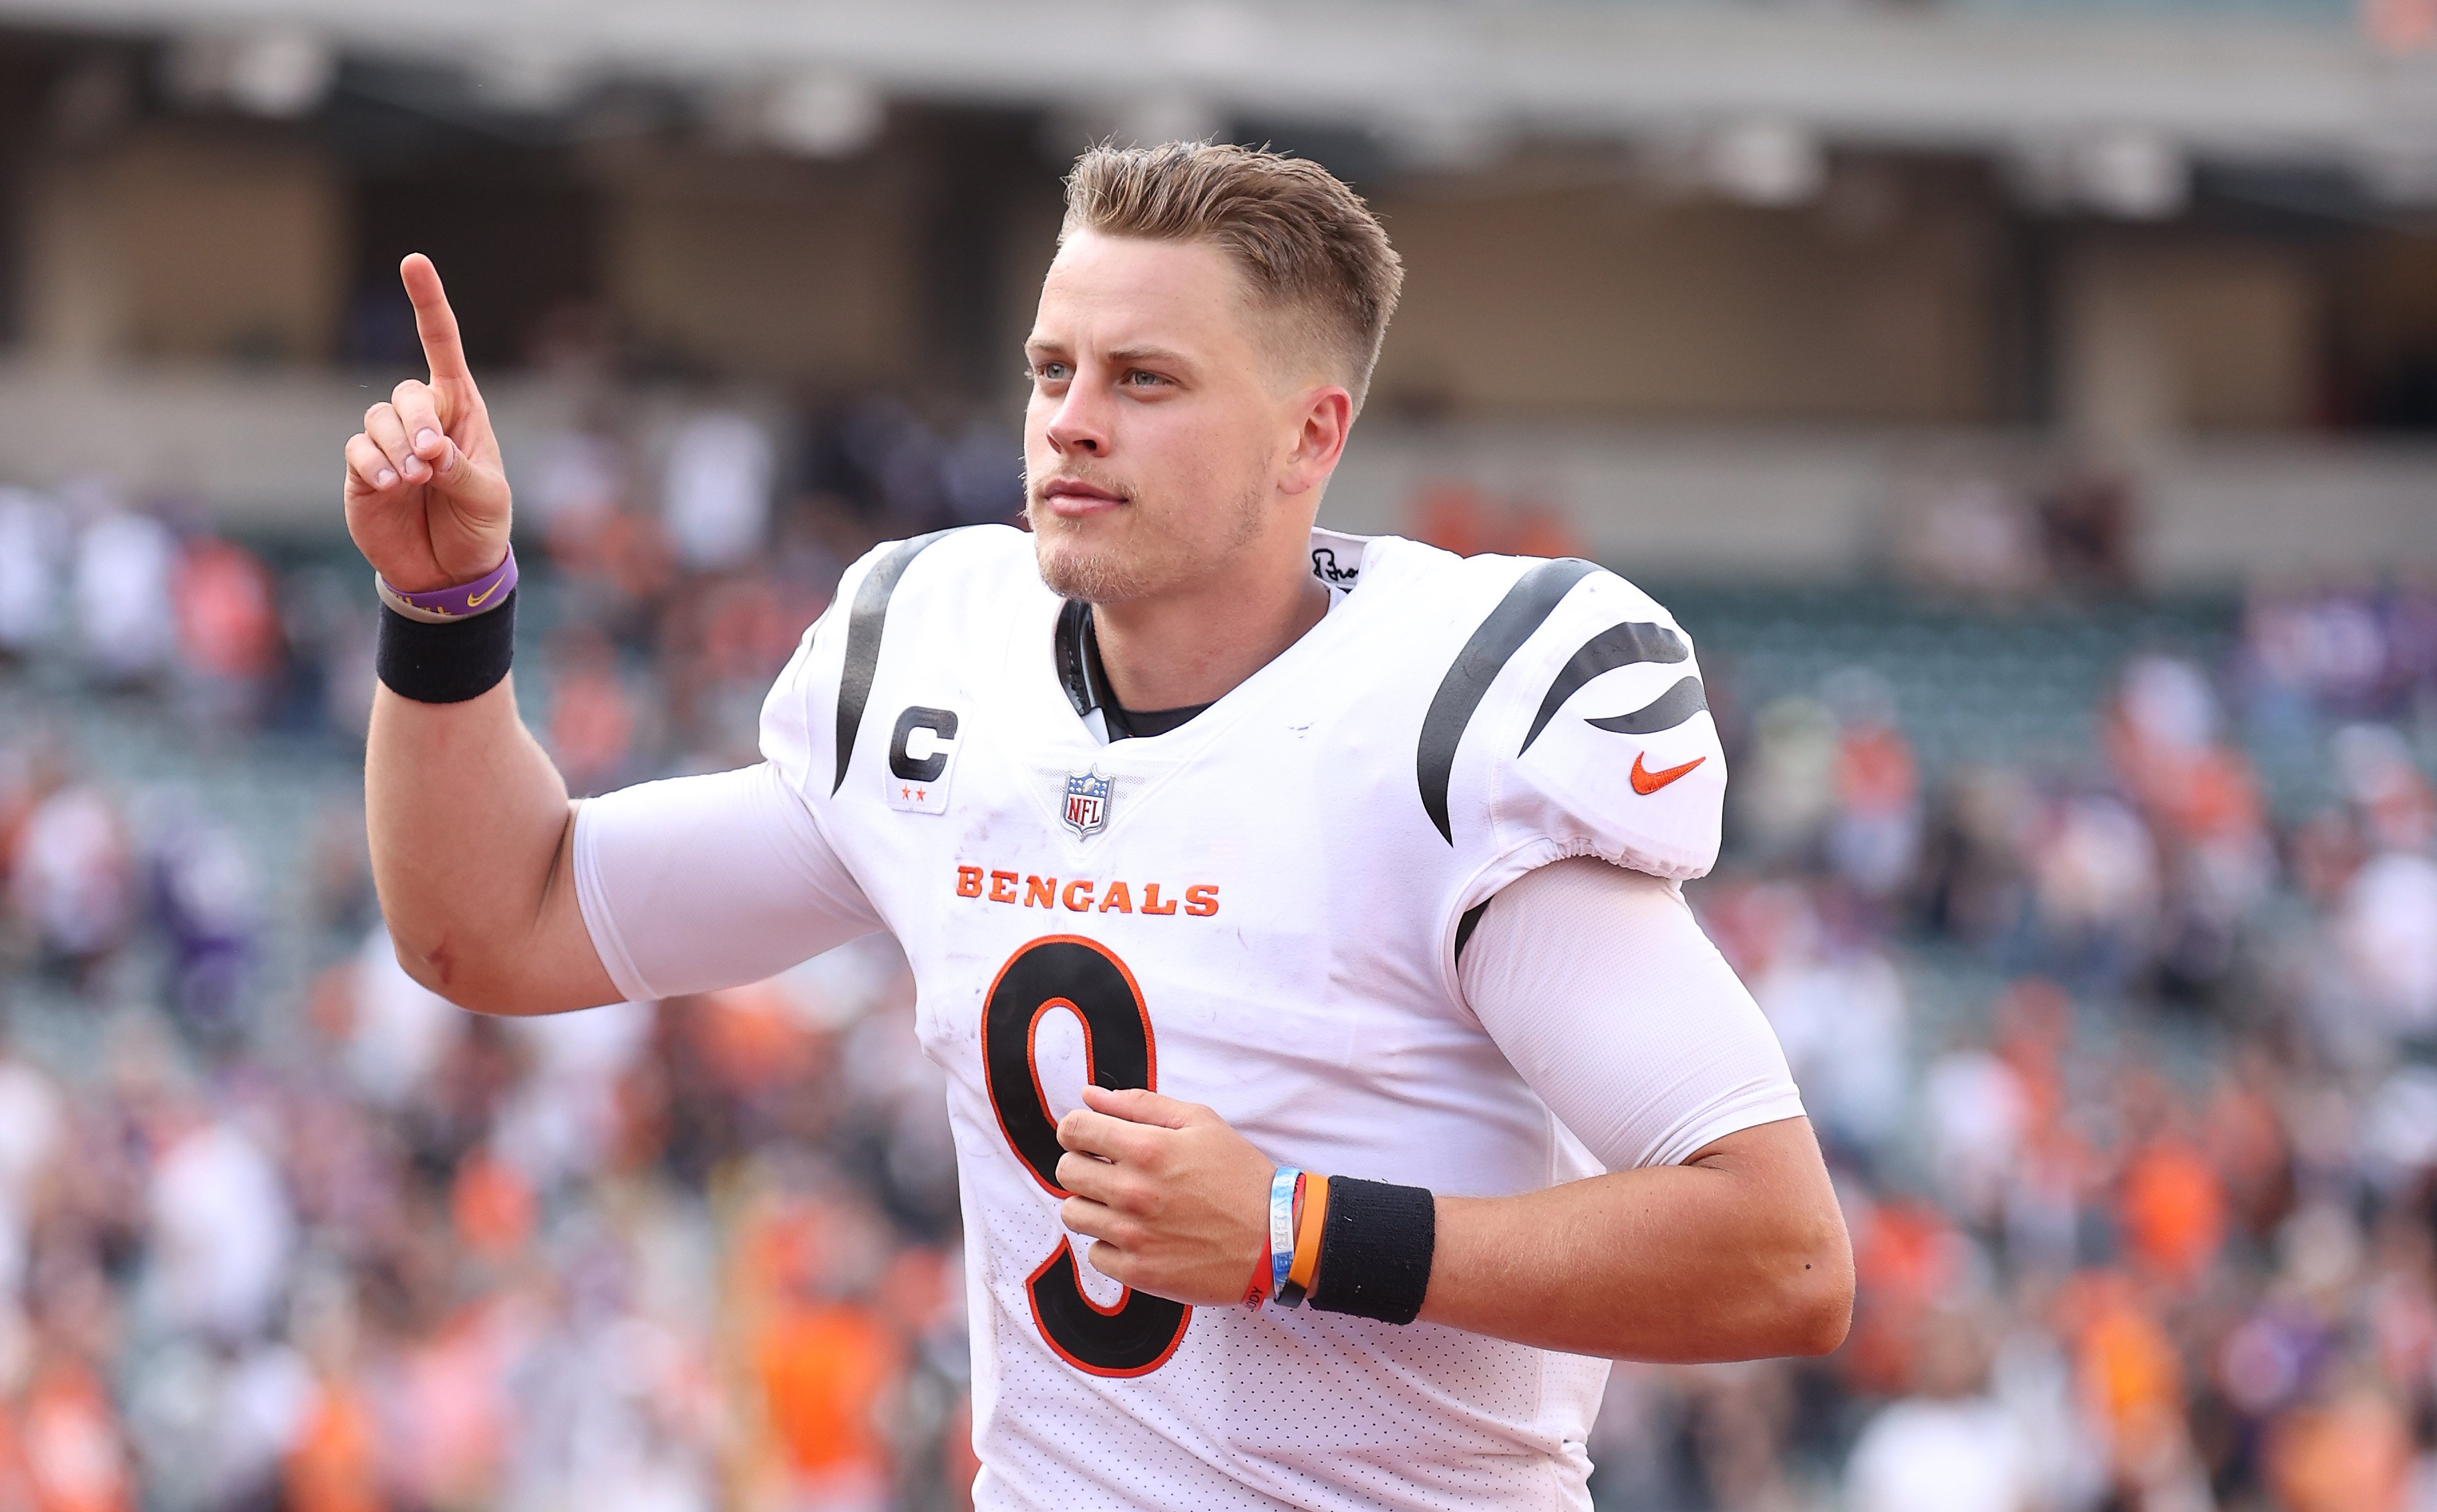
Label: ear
xmin=1278 ymin=385 xmax=1354 ymax=500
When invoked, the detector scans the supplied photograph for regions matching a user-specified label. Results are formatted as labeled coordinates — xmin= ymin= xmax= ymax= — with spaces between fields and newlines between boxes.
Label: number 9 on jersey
xmin=981 ymin=935 xmax=1190 ymax=1376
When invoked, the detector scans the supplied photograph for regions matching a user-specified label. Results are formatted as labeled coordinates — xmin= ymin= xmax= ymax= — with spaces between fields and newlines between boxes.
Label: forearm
xmin=1419 ymin=1122 xmax=1852 ymax=1362
xmin=365 ymin=676 xmax=615 ymax=1012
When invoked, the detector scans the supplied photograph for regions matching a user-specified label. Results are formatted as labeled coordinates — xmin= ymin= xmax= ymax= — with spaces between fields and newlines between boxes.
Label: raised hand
xmin=343 ymin=254 xmax=513 ymax=594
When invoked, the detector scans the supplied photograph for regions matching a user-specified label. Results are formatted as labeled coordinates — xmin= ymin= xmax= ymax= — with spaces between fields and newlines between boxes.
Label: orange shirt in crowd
xmin=1835 ymin=724 xmax=1917 ymax=817
xmin=757 ymin=1300 xmax=903 ymax=1482
xmin=19 ymin=1366 xmax=129 ymax=1512
xmin=701 ymin=984 xmax=818 ymax=1097
xmin=1410 ymin=486 xmax=1494 ymax=559
xmin=451 ymin=1151 xmax=536 ymax=1260
xmin=1841 ymin=1199 xmax=1959 ymax=1394
xmin=2060 ymin=1270 xmax=2184 ymax=1475
xmin=1504 ymin=507 xmax=1587 ymax=562
xmin=2118 ymin=1139 xmax=2227 ymax=1287
xmin=173 ymin=538 xmax=280 ymax=683
xmin=283 ymin=1383 xmax=383 ymax=1512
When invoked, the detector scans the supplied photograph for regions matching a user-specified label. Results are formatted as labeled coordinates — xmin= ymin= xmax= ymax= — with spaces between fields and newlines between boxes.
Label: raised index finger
xmin=399 ymin=253 xmax=476 ymax=388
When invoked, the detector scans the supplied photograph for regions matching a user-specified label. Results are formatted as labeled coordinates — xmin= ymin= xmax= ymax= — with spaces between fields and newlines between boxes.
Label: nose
xmin=1044 ymin=382 xmax=1110 ymax=457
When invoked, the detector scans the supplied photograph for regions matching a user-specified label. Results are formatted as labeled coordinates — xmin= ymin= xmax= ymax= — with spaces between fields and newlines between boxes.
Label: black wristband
xmin=375 ymin=589 xmax=517 ymax=704
xmin=1305 ymin=1177 xmax=1436 ymax=1325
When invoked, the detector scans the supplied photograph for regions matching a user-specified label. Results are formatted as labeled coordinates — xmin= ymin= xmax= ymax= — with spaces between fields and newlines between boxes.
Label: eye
xmin=1120 ymin=369 xmax=1167 ymax=389
xmin=1031 ymin=360 xmax=1071 ymax=383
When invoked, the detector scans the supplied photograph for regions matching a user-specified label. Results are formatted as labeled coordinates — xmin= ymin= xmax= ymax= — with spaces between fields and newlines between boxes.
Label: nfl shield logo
xmin=1063 ymin=769 xmax=1112 ymax=838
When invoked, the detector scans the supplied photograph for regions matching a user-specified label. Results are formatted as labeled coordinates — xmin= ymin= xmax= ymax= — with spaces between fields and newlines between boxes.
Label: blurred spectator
xmin=2334 ymin=721 xmax=2436 ymax=854
xmin=22 ymin=1354 xmax=134 ymax=1512
xmin=1734 ymin=696 xmax=1840 ymax=862
xmin=172 ymin=536 xmax=281 ymax=729
xmin=662 ymin=411 xmax=775 ymax=573
xmin=2265 ymin=1374 xmax=2415 ymax=1512
xmin=341 ymin=923 xmax=464 ymax=1109
xmin=0 ymin=489 xmax=65 ymax=660
xmin=545 ymin=624 xmax=642 ymax=797
xmin=938 ymin=421 xmax=1022 ymax=528
xmin=2023 ymin=792 xmax=2158 ymax=990
xmin=144 ymin=1115 xmax=294 ymax=1344
xmin=1730 ymin=884 xmax=1911 ymax=1160
xmin=144 ymin=806 xmax=259 ymax=1045
xmin=11 ymin=785 xmax=132 ymax=972
xmin=1824 ymin=669 xmax=1921 ymax=902
xmin=2335 ymin=847 xmax=2437 ymax=1042
xmin=1896 ymin=478 xmax=2043 ymax=597
xmin=1844 ymin=1308 xmax=2027 ymax=1512
xmin=71 ymin=508 xmax=175 ymax=685
xmin=2038 ymin=471 xmax=2136 ymax=589
xmin=1921 ymin=1045 xmax=2027 ymax=1228
xmin=522 ymin=423 xmax=630 ymax=567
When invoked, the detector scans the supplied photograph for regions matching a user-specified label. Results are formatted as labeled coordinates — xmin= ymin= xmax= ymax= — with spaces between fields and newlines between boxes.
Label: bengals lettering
xmin=955 ymin=867 xmax=1218 ymax=918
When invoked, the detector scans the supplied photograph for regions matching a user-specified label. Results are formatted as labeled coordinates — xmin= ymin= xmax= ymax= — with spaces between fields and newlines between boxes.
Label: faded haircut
xmin=1061 ymin=141 xmax=1404 ymax=414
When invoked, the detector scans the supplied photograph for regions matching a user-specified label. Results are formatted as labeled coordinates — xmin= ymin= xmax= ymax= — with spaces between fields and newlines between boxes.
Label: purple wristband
xmin=379 ymin=546 xmax=516 ymax=620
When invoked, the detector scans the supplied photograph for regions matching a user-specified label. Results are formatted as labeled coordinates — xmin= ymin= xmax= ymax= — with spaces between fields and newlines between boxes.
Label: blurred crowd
xmin=0 ymin=398 xmax=1003 ymax=1512
xmin=3 ymin=428 xmax=2437 ymax=1511
xmin=1607 ymin=581 xmax=2437 ymax=1511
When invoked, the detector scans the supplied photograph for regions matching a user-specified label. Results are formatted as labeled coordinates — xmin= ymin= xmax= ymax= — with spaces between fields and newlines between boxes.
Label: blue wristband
xmin=1269 ymin=1166 xmax=1303 ymax=1308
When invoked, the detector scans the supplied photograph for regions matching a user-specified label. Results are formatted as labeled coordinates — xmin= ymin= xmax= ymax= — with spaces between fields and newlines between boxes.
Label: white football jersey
xmin=739 ymin=524 xmax=1730 ymax=1511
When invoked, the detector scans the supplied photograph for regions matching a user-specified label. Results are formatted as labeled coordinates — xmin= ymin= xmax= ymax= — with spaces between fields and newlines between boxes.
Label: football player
xmin=344 ymin=141 xmax=1851 ymax=1511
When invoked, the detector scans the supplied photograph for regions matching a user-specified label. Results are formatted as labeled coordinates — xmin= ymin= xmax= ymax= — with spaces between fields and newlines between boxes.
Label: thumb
xmin=432 ymin=432 xmax=508 ymax=512
xmin=1080 ymin=1083 xmax=1196 ymax=1129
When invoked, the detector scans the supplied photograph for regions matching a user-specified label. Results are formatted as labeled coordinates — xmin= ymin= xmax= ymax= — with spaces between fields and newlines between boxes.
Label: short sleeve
xmin=1483 ymin=569 xmax=1725 ymax=886
xmin=1458 ymin=856 xmax=1804 ymax=1171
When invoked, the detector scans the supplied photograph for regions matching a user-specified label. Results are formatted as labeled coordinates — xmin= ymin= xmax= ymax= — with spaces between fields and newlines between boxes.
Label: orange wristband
xmin=1286 ymin=1173 xmax=1330 ymax=1296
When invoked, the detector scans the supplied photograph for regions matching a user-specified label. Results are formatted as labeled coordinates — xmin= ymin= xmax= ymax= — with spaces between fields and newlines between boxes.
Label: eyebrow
xmin=1023 ymin=336 xmax=1194 ymax=366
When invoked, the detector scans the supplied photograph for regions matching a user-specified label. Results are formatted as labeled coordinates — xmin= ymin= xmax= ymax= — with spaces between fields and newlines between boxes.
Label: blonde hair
xmin=1061 ymin=142 xmax=1404 ymax=413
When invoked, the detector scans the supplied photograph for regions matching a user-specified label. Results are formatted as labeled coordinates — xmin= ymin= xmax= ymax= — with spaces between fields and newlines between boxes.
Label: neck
xmin=1091 ymin=544 xmax=1329 ymax=712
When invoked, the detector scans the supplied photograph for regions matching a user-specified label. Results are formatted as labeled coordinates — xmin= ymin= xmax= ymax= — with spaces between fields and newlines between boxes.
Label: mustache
xmin=1023 ymin=466 xmax=1136 ymax=513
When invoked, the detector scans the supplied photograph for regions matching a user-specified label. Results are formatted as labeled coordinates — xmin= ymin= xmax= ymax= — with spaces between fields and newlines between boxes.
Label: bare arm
xmin=1421 ymin=1117 xmax=1850 ymax=1360
xmin=345 ymin=254 xmax=615 ymax=1014
xmin=365 ymin=681 xmax=617 ymax=1013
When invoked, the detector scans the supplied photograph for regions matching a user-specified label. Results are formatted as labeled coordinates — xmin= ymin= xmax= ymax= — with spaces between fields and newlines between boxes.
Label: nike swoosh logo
xmin=1631 ymin=752 xmax=1705 ymax=795
xmin=465 ymin=581 xmax=498 ymax=608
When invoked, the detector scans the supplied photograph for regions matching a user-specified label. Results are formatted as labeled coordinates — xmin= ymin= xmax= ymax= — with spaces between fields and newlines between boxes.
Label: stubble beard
xmin=1025 ymin=474 xmax=1269 ymax=606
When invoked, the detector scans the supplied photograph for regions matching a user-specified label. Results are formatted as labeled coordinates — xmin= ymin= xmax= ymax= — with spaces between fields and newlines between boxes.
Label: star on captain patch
xmin=1062 ymin=768 xmax=1112 ymax=839
xmin=884 ymin=705 xmax=960 ymax=815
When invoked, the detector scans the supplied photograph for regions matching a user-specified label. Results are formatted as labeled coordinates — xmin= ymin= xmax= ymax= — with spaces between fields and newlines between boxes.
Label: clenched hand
xmin=343 ymin=254 xmax=512 ymax=594
xmin=1055 ymin=1085 xmax=1277 ymax=1307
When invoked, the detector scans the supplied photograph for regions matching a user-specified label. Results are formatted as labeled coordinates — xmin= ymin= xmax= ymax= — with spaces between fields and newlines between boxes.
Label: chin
xmin=1033 ymin=529 xmax=1160 ymax=604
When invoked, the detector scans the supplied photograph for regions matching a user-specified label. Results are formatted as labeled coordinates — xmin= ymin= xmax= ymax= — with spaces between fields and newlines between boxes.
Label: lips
xmin=1037 ymin=479 xmax=1129 ymax=518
